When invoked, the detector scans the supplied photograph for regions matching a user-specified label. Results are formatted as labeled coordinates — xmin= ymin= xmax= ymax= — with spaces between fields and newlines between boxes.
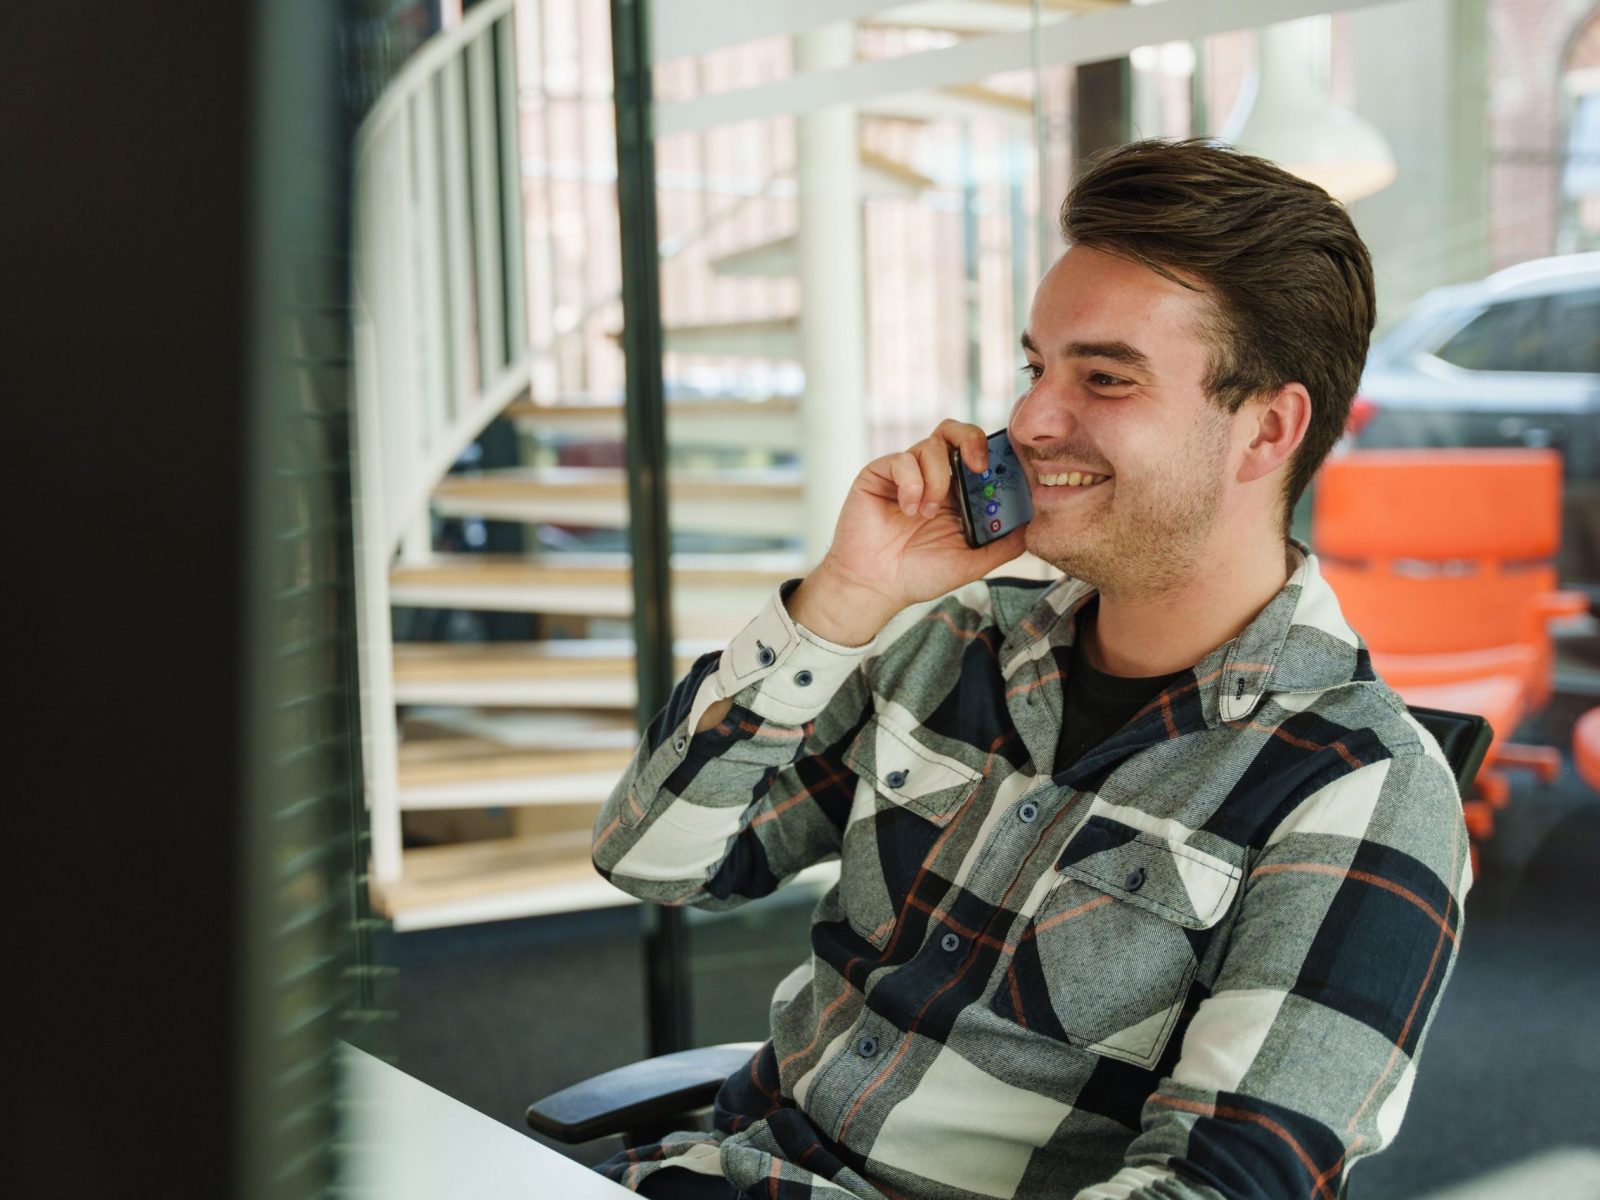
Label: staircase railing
xmin=351 ymin=0 xmax=532 ymax=885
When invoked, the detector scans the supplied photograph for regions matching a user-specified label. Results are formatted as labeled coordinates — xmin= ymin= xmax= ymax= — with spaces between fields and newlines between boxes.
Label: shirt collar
xmin=995 ymin=540 xmax=1365 ymax=726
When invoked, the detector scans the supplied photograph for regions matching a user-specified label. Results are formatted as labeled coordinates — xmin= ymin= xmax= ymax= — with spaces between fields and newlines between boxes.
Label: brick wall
xmin=1488 ymin=0 xmax=1594 ymax=268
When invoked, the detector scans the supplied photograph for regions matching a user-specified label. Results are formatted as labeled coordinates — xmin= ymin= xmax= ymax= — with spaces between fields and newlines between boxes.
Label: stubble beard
xmin=1025 ymin=417 xmax=1231 ymax=599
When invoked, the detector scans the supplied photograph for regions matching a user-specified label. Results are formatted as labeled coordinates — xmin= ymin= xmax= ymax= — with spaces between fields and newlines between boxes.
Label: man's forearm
xmin=783 ymin=565 xmax=897 ymax=649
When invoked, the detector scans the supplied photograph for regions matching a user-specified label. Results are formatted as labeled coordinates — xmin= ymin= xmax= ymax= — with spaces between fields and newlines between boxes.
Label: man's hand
xmin=788 ymin=420 xmax=1028 ymax=646
xmin=694 ymin=422 xmax=1026 ymax=734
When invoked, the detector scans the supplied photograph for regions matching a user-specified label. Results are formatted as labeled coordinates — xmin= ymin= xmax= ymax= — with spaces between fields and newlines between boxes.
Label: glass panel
xmin=348 ymin=3 xmax=1600 ymax=1193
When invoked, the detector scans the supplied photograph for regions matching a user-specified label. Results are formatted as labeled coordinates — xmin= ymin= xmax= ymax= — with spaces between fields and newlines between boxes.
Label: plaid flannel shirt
xmin=592 ymin=544 xmax=1471 ymax=1200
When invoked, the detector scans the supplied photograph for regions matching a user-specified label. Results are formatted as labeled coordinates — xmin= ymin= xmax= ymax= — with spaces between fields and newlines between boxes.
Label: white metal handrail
xmin=351 ymin=0 xmax=532 ymax=883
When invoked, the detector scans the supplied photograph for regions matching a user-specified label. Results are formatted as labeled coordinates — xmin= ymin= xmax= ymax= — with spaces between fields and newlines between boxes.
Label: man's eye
xmin=1020 ymin=363 xmax=1043 ymax=383
xmin=1088 ymin=372 xmax=1130 ymax=388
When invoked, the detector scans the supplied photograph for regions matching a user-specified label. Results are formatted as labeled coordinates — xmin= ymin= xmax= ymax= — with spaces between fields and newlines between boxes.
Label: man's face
xmin=1008 ymin=244 xmax=1241 ymax=596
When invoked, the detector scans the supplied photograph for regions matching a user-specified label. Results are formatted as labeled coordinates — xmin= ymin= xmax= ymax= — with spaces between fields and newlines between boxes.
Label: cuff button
xmin=1125 ymin=866 xmax=1147 ymax=892
xmin=672 ymin=736 xmax=687 ymax=754
xmin=794 ymin=669 xmax=813 ymax=687
xmin=756 ymin=642 xmax=776 ymax=667
xmin=885 ymin=769 xmax=908 ymax=789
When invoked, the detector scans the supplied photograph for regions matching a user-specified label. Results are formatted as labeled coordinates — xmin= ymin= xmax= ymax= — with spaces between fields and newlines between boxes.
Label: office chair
xmin=1576 ymin=707 xmax=1600 ymax=793
xmin=526 ymin=706 xmax=1492 ymax=1149
xmin=1314 ymin=449 xmax=1587 ymax=829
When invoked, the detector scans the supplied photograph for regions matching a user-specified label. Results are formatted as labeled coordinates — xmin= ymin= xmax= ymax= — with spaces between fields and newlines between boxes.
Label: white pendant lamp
xmin=1219 ymin=15 xmax=1397 ymax=204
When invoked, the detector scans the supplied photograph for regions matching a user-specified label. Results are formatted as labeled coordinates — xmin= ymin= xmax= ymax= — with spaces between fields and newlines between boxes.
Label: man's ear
xmin=1237 ymin=383 xmax=1311 ymax=484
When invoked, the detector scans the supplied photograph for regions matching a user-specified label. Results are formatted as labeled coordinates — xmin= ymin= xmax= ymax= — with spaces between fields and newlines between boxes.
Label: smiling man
xmin=592 ymin=139 xmax=1471 ymax=1200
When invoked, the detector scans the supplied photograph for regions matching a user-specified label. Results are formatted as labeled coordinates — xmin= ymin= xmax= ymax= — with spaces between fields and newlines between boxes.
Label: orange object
xmin=1316 ymin=449 xmax=1585 ymax=708
xmin=1576 ymin=708 xmax=1600 ymax=793
xmin=1313 ymin=449 xmax=1585 ymax=861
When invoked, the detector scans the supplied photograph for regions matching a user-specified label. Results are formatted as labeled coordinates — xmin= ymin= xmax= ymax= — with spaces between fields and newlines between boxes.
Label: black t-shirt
xmin=1054 ymin=601 xmax=1188 ymax=773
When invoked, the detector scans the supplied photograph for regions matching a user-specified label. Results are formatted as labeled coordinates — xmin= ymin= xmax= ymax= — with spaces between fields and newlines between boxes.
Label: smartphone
xmin=948 ymin=429 xmax=1034 ymax=549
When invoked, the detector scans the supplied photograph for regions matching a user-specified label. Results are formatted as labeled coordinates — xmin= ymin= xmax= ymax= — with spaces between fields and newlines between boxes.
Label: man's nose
xmin=1008 ymin=375 xmax=1076 ymax=447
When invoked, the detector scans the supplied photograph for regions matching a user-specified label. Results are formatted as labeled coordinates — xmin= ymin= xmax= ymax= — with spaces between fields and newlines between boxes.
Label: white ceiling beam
xmin=656 ymin=0 xmax=1399 ymax=137
xmin=651 ymin=0 xmax=903 ymax=65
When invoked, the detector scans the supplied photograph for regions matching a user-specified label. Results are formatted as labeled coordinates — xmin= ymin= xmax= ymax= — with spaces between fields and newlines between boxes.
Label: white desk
xmin=338 ymin=1042 xmax=634 ymax=1199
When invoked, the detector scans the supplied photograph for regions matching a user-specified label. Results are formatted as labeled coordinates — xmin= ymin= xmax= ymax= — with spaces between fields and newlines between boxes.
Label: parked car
xmin=1351 ymin=252 xmax=1600 ymax=586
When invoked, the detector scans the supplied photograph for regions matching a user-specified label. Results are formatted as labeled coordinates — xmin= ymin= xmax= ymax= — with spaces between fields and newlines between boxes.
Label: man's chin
xmin=1023 ymin=523 xmax=1104 ymax=584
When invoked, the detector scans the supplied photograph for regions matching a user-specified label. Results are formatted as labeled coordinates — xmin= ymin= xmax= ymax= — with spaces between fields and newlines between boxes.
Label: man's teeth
xmin=1037 ymin=471 xmax=1108 ymax=487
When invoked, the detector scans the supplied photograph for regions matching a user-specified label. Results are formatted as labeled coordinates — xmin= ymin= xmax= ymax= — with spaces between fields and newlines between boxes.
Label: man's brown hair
xmin=1059 ymin=137 xmax=1376 ymax=534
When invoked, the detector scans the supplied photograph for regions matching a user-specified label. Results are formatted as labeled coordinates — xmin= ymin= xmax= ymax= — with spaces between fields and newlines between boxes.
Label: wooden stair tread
xmin=389 ymin=551 xmax=801 ymax=589
xmin=648 ymin=316 xmax=799 ymax=337
xmin=397 ymin=740 xmax=635 ymax=787
xmin=373 ymin=831 xmax=617 ymax=925
xmin=858 ymin=146 xmax=936 ymax=191
xmin=503 ymin=396 xmax=798 ymax=421
xmin=394 ymin=640 xmax=707 ymax=683
xmin=371 ymin=837 xmax=842 ymax=929
xmin=433 ymin=468 xmax=801 ymax=504
xmin=401 ymin=709 xmax=637 ymax=747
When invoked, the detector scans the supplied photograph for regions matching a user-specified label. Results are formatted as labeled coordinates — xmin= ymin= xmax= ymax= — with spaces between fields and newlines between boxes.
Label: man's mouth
xmin=1035 ymin=470 xmax=1110 ymax=488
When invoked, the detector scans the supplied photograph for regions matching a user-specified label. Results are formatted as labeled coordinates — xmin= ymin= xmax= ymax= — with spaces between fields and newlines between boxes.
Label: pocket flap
xmin=1056 ymin=816 xmax=1241 ymax=929
xmin=844 ymin=714 xmax=982 ymax=824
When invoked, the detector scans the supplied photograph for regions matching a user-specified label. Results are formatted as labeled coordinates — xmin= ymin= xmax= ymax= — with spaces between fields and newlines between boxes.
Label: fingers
xmin=885 ymin=451 xmax=926 ymax=517
xmin=908 ymin=439 xmax=955 ymax=519
xmin=870 ymin=421 xmax=991 ymax=522
xmin=933 ymin=418 xmax=990 ymax=474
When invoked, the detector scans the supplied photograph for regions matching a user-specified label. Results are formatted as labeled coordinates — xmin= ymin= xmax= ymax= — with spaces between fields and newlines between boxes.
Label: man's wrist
xmin=784 ymin=566 xmax=897 ymax=647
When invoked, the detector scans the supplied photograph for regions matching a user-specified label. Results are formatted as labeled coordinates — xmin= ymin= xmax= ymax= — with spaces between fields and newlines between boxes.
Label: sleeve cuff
xmin=710 ymin=579 xmax=876 ymax=724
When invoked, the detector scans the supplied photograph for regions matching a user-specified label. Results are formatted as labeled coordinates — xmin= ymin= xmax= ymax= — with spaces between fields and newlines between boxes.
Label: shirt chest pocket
xmin=993 ymin=815 xmax=1242 ymax=1069
xmin=836 ymin=715 xmax=984 ymax=949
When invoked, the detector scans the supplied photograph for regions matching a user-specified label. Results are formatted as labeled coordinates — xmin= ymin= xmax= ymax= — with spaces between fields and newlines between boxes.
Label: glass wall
xmin=350 ymin=0 xmax=1600 ymax=1192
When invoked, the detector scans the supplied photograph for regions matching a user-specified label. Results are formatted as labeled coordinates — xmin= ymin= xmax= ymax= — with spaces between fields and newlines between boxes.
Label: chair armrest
xmin=527 ymin=1043 xmax=761 ymax=1145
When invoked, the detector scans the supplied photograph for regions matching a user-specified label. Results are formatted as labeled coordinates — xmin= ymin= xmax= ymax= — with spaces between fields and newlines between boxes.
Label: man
xmin=592 ymin=138 xmax=1470 ymax=1200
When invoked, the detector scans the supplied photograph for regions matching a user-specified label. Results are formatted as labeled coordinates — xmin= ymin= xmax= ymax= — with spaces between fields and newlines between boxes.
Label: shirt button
xmin=857 ymin=1036 xmax=878 ymax=1058
xmin=940 ymin=932 xmax=961 ymax=953
xmin=1125 ymin=867 xmax=1147 ymax=892
xmin=794 ymin=669 xmax=813 ymax=687
xmin=885 ymin=769 xmax=908 ymax=789
xmin=672 ymin=736 xmax=687 ymax=754
xmin=1017 ymin=801 xmax=1039 ymax=823
xmin=756 ymin=643 xmax=776 ymax=667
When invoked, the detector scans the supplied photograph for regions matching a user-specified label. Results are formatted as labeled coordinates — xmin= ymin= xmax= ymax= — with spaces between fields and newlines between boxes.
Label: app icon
xmin=988 ymin=519 xmax=1002 ymax=533
xmin=979 ymin=468 xmax=994 ymax=481
xmin=984 ymin=501 xmax=1000 ymax=516
xmin=982 ymin=483 xmax=997 ymax=498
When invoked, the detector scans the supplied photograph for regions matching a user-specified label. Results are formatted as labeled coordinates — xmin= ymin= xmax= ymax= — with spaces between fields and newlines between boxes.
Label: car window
xmin=1433 ymin=295 xmax=1550 ymax=371
xmin=1542 ymin=288 xmax=1600 ymax=374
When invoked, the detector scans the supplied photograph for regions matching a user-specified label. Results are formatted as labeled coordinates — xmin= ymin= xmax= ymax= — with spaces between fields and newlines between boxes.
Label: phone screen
xmin=950 ymin=429 xmax=1034 ymax=549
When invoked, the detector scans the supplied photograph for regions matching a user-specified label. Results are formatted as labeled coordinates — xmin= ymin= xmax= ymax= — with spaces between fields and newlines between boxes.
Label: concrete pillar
xmin=795 ymin=21 xmax=868 ymax=568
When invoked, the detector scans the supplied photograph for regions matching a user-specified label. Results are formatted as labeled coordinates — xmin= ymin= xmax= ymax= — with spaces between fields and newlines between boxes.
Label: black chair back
xmin=1407 ymin=706 xmax=1494 ymax=794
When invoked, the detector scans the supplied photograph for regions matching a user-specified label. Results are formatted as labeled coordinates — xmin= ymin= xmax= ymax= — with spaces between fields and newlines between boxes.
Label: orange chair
xmin=1576 ymin=708 xmax=1600 ymax=794
xmin=1313 ymin=449 xmax=1588 ymax=841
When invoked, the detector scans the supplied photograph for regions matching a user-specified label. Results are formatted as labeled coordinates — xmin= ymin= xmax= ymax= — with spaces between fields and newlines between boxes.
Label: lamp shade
xmin=1219 ymin=17 xmax=1396 ymax=203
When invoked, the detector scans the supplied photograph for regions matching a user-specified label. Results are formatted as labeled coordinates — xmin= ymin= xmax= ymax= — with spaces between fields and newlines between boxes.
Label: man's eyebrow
xmin=1019 ymin=332 xmax=1153 ymax=373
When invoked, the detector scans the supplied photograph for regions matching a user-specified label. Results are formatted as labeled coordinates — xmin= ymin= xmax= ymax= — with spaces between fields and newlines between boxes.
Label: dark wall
xmin=7 ymin=4 xmax=270 ymax=1196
